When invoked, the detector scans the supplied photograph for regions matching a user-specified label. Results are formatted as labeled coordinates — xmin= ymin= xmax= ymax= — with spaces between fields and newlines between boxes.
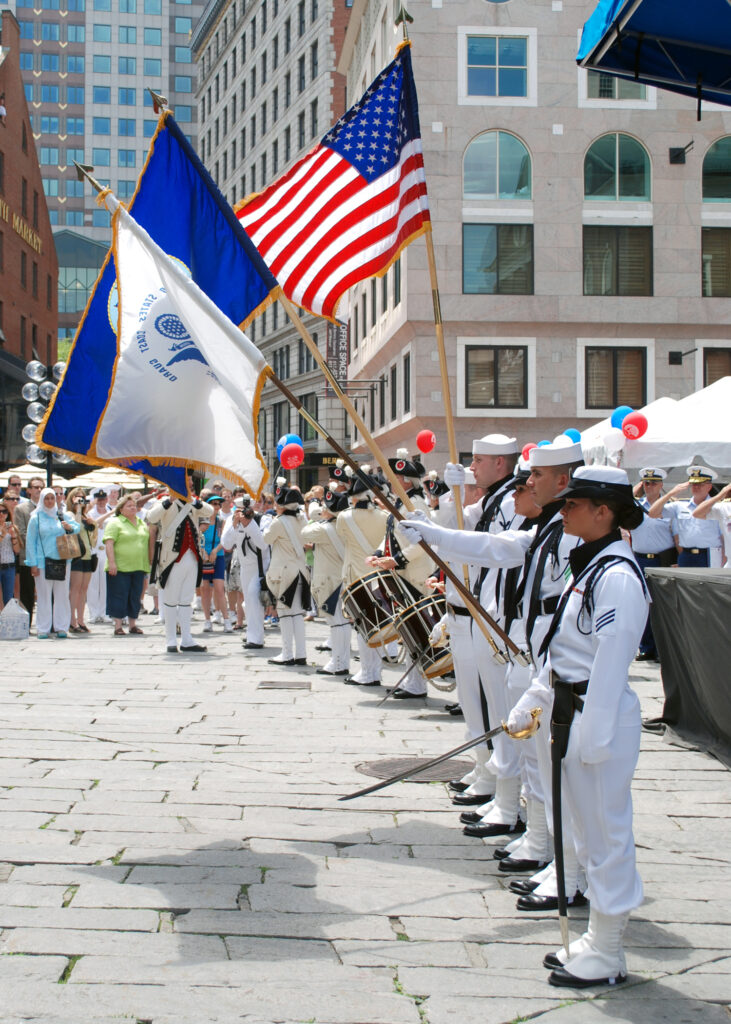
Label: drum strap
xmin=341 ymin=513 xmax=375 ymax=557
xmin=326 ymin=521 xmax=346 ymax=560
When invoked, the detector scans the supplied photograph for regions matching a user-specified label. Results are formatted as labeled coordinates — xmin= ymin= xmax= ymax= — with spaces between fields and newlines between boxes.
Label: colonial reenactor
xmin=262 ymin=485 xmax=310 ymax=666
xmin=648 ymin=465 xmax=724 ymax=566
xmin=630 ymin=468 xmax=676 ymax=661
xmin=509 ymin=466 xmax=648 ymax=988
xmin=221 ymin=498 xmax=269 ymax=650
xmin=302 ymin=490 xmax=352 ymax=676
xmin=336 ymin=467 xmax=389 ymax=686
xmin=146 ymin=490 xmax=214 ymax=654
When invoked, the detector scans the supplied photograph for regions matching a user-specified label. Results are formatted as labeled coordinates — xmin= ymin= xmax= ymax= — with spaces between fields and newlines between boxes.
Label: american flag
xmin=236 ymin=43 xmax=430 ymax=321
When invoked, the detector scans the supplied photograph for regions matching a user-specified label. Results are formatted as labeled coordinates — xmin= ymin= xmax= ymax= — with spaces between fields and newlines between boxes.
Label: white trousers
xmin=277 ymin=588 xmax=306 ymax=660
xmin=86 ymin=549 xmax=107 ymax=620
xmin=241 ymin=570 xmax=265 ymax=646
xmin=352 ymin=631 xmax=382 ymax=683
xmin=160 ymin=551 xmax=199 ymax=649
xmin=322 ymin=599 xmax=351 ymax=673
xmin=563 ymin=718 xmax=643 ymax=915
xmin=472 ymin=620 xmax=521 ymax=780
xmin=35 ymin=571 xmax=72 ymax=634
xmin=506 ymin=656 xmax=543 ymax=801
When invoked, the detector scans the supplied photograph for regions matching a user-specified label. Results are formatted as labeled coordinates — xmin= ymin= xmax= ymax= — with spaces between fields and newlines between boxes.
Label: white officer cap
xmin=472 ymin=433 xmax=519 ymax=456
xmin=687 ymin=464 xmax=718 ymax=483
xmin=640 ymin=467 xmax=666 ymax=482
xmin=529 ymin=434 xmax=584 ymax=468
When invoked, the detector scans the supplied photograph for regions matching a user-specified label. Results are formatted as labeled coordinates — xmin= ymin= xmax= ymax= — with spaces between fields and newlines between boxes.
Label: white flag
xmin=95 ymin=199 xmax=270 ymax=496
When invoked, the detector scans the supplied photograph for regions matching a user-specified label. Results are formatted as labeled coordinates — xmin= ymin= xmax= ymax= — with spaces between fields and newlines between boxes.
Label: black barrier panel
xmin=646 ymin=568 xmax=731 ymax=767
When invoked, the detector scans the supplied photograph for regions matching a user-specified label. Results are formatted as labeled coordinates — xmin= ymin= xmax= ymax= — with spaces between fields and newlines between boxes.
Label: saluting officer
xmin=648 ymin=465 xmax=724 ymax=567
xmin=630 ymin=468 xmax=676 ymax=661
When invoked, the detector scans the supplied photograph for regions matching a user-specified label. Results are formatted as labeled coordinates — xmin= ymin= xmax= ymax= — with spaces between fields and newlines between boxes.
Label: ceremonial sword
xmin=339 ymin=708 xmax=541 ymax=801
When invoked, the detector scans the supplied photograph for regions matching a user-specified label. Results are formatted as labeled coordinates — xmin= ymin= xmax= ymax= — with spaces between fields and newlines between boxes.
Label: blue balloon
xmin=610 ymin=405 xmax=633 ymax=429
xmin=563 ymin=428 xmax=581 ymax=442
xmin=537 ymin=439 xmax=551 ymax=447
xmin=276 ymin=433 xmax=302 ymax=460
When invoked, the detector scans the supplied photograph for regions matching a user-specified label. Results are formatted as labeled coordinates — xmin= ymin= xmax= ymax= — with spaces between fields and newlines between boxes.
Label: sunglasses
xmin=4 ymin=497 xmax=19 ymax=502
xmin=0 ymin=509 xmax=8 ymax=516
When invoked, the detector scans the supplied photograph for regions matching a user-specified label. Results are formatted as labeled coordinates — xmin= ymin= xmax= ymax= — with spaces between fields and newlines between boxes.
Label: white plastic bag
xmin=0 ymin=598 xmax=30 ymax=640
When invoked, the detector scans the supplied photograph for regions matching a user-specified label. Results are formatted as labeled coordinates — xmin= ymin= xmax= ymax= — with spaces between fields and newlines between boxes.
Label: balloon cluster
xmin=603 ymin=406 xmax=648 ymax=455
xmin=276 ymin=433 xmax=304 ymax=469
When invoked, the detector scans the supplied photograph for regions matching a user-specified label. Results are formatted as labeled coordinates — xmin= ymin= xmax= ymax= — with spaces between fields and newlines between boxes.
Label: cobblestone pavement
xmin=0 ymin=610 xmax=729 ymax=1024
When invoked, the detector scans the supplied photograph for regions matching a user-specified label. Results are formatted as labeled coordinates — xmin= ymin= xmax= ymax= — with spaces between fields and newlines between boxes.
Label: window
xmin=175 ymin=46 xmax=191 ymax=63
xmin=118 ymin=149 xmax=135 ymax=167
xmin=41 ymin=85 xmax=60 ymax=102
xmin=119 ymin=25 xmax=136 ymax=42
xmin=403 ymin=353 xmax=411 ymax=413
xmin=273 ymin=401 xmax=289 ymax=439
xmin=702 ymin=228 xmax=731 ymax=297
xmin=285 ymin=18 xmax=291 ymax=53
xmin=66 ymin=55 xmax=84 ymax=73
xmin=32 ymin=261 xmax=39 ymax=299
xmin=41 ymin=21 xmax=60 ymax=39
xmin=587 ymin=71 xmax=646 ymax=101
xmin=66 ymin=117 xmax=84 ymax=135
xmin=66 ymin=147 xmax=84 ymax=163
xmin=298 ymin=339 xmax=316 ymax=374
xmin=298 ymin=55 xmax=306 ymax=92
xmin=310 ymin=99 xmax=318 ymax=138
xmin=119 ymin=88 xmax=136 ymax=105
xmin=66 ymin=179 xmax=84 ymax=197
xmin=299 ymin=393 xmax=318 ymax=441
xmin=390 ymin=364 xmax=398 ymax=420
xmin=370 ymin=277 xmax=377 ymax=327
xmin=48 ymin=211 xmax=59 ymax=225
xmin=272 ymin=139 xmax=279 ymax=174
xmin=379 ymin=373 xmax=386 ymax=427
xmin=144 ymin=0 xmax=161 ymax=12
xmin=285 ymin=72 xmax=292 ymax=108
xmin=703 ymin=347 xmax=731 ymax=385
xmin=175 ymin=76 xmax=192 ymax=92
xmin=143 ymin=120 xmax=157 ymax=137
xmin=298 ymin=0 xmax=305 ymax=35
xmin=67 ymin=0 xmax=85 ymax=8
xmin=24 ymin=84 xmax=34 ymax=103
xmin=42 ymin=53 xmax=60 ymax=71
xmin=261 ymin=51 xmax=267 ymax=85
xmin=93 ymin=117 xmax=111 ymax=134
xmin=94 ymin=85 xmax=111 ymax=103
xmin=92 ymin=147 xmax=111 ymax=166
xmin=584 ymin=134 xmax=650 ymax=201
xmin=93 ymin=55 xmax=111 ymax=73
xmin=702 ymin=137 xmax=731 ymax=202
xmin=119 ymin=56 xmax=136 ymax=74
xmin=20 ymin=52 xmax=34 ymax=70
xmin=93 ymin=22 xmax=111 ymax=40
xmin=176 ymin=106 xmax=192 ymax=122
xmin=144 ymin=26 xmax=161 ymax=44
xmin=175 ymin=16 xmax=191 ymax=32
xmin=465 ymin=345 xmax=527 ymax=409
xmin=67 ymin=86 xmax=84 ymax=104
xmin=41 ymin=116 xmax=60 ymax=133
xmin=118 ymin=179 xmax=136 ymax=199
xmin=284 ymin=126 xmax=291 ymax=162
xmin=67 ymin=24 xmax=85 ymax=41
xmin=463 ymin=223 xmax=534 ymax=294
xmin=43 ymin=178 xmax=60 ymax=197
xmin=66 ymin=210 xmax=84 ymax=226
xmin=92 ymin=209 xmax=110 ymax=227
xmin=583 ymin=226 xmax=653 ymax=296
xmin=463 ymin=130 xmax=531 ymax=200
xmin=467 ymin=35 xmax=526 ymax=97
xmin=310 ymin=41 xmax=318 ymax=79
xmin=40 ymin=147 xmax=60 ymax=165
xmin=144 ymin=58 xmax=162 ymax=76
xmin=394 ymin=257 xmax=401 ymax=305
xmin=19 ymin=20 xmax=35 ymax=38
xmin=120 ymin=0 xmax=136 ymax=10
xmin=298 ymin=111 xmax=305 ymax=149
xmin=585 ymin=347 xmax=646 ymax=409
xmin=94 ymin=0 xmax=111 ymax=8
xmin=311 ymin=0 xmax=318 ymax=19
xmin=118 ymin=118 xmax=136 ymax=136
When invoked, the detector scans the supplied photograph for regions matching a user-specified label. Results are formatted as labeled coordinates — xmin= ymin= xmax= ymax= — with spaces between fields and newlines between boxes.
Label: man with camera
xmin=222 ymin=497 xmax=269 ymax=650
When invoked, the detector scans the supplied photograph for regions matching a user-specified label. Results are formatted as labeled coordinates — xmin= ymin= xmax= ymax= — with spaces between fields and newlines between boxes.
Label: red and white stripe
xmin=237 ymin=138 xmax=430 ymax=320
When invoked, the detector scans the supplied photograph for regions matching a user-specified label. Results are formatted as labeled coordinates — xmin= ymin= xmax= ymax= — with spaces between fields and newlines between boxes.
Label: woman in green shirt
xmin=103 ymin=495 xmax=150 ymax=636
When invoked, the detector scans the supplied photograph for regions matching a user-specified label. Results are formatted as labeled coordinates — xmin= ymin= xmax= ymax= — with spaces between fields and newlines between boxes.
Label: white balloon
xmin=603 ymin=427 xmax=626 ymax=455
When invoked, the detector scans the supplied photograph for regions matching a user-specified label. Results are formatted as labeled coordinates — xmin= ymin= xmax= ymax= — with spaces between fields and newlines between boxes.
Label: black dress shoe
xmin=543 ymin=952 xmax=562 ymax=969
xmin=268 ymin=657 xmax=295 ymax=666
xmin=392 ymin=690 xmax=426 ymax=699
xmin=447 ymin=705 xmax=464 ymax=717
xmin=293 ymin=657 xmax=308 ymax=666
xmin=509 ymin=878 xmax=539 ymax=895
xmin=516 ymin=891 xmax=588 ymax=912
xmin=492 ymin=847 xmax=510 ymax=860
xmin=180 ymin=644 xmax=207 ymax=653
xmin=463 ymin=819 xmax=523 ymax=838
xmin=498 ymin=856 xmax=550 ymax=873
xmin=166 ymin=645 xmax=179 ymax=654
xmin=315 ymin=644 xmax=332 ymax=652
xmin=459 ymin=811 xmax=483 ymax=825
xmin=344 ymin=677 xmax=380 ymax=686
xmin=635 ymin=651 xmax=657 ymax=662
xmin=549 ymin=967 xmax=626 ymax=989
xmin=243 ymin=641 xmax=264 ymax=649
xmin=319 ymin=668 xmax=349 ymax=676
xmin=448 ymin=779 xmax=469 ymax=793
xmin=452 ymin=791 xmax=494 ymax=806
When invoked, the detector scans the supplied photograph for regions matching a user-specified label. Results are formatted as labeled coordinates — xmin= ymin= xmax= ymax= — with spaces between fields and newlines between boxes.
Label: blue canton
xmin=322 ymin=47 xmax=422 ymax=183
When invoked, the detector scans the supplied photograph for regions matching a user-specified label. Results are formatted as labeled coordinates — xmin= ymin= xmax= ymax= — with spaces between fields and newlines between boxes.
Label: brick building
xmin=0 ymin=9 xmax=58 ymax=466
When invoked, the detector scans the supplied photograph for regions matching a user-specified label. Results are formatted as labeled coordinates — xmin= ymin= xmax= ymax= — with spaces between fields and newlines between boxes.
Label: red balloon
xmin=621 ymin=411 xmax=648 ymax=440
xmin=280 ymin=442 xmax=304 ymax=469
xmin=416 ymin=429 xmax=436 ymax=454
xmin=522 ymin=442 xmax=537 ymax=461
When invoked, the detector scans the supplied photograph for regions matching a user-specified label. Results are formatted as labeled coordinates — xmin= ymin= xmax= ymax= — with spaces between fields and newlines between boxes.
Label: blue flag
xmin=39 ymin=113 xmax=279 ymax=495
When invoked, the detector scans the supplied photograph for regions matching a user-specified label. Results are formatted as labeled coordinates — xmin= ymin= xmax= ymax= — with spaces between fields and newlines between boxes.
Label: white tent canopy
xmin=63 ymin=466 xmax=149 ymax=491
xmin=582 ymin=377 xmax=731 ymax=470
xmin=0 ymin=464 xmax=68 ymax=487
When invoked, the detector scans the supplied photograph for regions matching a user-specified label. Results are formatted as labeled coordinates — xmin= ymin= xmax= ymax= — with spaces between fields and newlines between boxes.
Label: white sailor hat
xmin=529 ymin=434 xmax=584 ymax=468
xmin=687 ymin=464 xmax=718 ymax=483
xmin=472 ymin=433 xmax=519 ymax=456
xmin=640 ymin=467 xmax=666 ymax=482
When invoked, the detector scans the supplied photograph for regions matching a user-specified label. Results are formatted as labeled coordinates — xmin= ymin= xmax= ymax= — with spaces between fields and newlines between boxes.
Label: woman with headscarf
xmin=24 ymin=487 xmax=81 ymax=639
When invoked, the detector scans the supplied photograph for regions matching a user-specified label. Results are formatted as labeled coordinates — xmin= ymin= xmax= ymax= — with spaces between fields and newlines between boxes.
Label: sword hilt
xmin=502 ymin=706 xmax=542 ymax=741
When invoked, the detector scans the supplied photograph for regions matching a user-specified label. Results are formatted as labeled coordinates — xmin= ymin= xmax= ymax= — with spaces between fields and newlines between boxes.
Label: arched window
xmin=703 ymin=137 xmax=731 ymax=201
xmin=584 ymin=133 xmax=650 ymax=201
xmin=463 ymin=130 xmax=531 ymax=200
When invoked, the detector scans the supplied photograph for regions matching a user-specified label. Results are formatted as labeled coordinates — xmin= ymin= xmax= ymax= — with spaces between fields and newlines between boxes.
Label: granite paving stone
xmin=0 ymin=615 xmax=727 ymax=1023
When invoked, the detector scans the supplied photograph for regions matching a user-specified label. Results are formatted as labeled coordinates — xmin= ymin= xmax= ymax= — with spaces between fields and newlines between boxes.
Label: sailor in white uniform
xmin=648 ymin=465 xmax=723 ymax=567
xmin=630 ymin=468 xmax=677 ymax=660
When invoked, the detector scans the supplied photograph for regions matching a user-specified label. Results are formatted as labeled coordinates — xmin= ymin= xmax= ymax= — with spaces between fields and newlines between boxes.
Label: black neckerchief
xmin=282 ymin=508 xmax=301 ymax=517
xmin=474 ymin=474 xmax=515 ymax=535
xmin=354 ymin=500 xmax=370 ymax=510
xmin=533 ymin=499 xmax=565 ymax=541
xmin=568 ymin=529 xmax=622 ymax=578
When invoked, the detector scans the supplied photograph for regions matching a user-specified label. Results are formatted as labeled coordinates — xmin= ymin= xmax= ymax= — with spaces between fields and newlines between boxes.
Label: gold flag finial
xmin=394 ymin=4 xmax=413 ymax=40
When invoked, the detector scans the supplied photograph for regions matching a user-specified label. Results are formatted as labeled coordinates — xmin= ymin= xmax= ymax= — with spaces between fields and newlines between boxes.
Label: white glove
xmin=429 ymin=614 xmax=448 ymax=645
xmin=443 ymin=462 xmax=466 ymax=488
xmin=506 ymin=707 xmax=534 ymax=736
xmin=398 ymin=509 xmax=440 ymax=546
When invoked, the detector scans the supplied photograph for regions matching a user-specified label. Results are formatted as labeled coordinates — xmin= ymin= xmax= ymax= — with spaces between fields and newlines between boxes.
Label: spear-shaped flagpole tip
xmin=73 ymin=161 xmax=104 ymax=194
xmin=394 ymin=4 xmax=413 ymax=39
xmin=148 ymin=88 xmax=170 ymax=114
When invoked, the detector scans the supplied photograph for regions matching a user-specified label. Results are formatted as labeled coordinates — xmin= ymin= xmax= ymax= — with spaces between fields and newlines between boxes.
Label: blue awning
xmin=578 ymin=0 xmax=731 ymax=113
